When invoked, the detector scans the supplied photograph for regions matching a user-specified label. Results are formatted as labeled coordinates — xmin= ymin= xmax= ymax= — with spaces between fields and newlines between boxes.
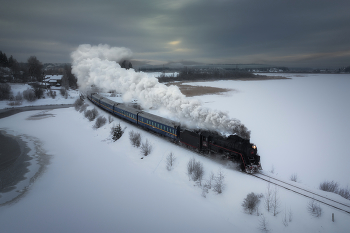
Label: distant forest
xmin=157 ymin=68 xmax=264 ymax=83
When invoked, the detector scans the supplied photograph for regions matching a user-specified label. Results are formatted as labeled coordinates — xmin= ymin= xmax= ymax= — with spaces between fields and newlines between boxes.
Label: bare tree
xmin=129 ymin=130 xmax=141 ymax=148
xmin=282 ymin=207 xmax=288 ymax=227
xmin=84 ymin=107 xmax=99 ymax=121
xmin=192 ymin=161 xmax=204 ymax=185
xmin=140 ymin=139 xmax=152 ymax=156
xmin=290 ymin=173 xmax=298 ymax=182
xmin=166 ymin=152 xmax=176 ymax=171
xmin=271 ymin=185 xmax=281 ymax=216
xmin=74 ymin=98 xmax=84 ymax=111
xmin=213 ymin=169 xmax=225 ymax=194
xmin=288 ymin=207 xmax=293 ymax=222
xmin=186 ymin=158 xmax=205 ymax=185
xmin=264 ymin=182 xmax=273 ymax=212
xmin=187 ymin=158 xmax=196 ymax=180
xmin=93 ymin=116 xmax=107 ymax=129
xmin=22 ymin=88 xmax=36 ymax=101
xmin=258 ymin=215 xmax=270 ymax=233
xmin=307 ymin=199 xmax=322 ymax=217
xmin=242 ymin=192 xmax=261 ymax=214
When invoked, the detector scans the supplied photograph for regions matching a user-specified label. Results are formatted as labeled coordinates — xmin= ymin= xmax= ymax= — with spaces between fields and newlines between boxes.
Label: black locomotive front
xmin=180 ymin=130 xmax=262 ymax=173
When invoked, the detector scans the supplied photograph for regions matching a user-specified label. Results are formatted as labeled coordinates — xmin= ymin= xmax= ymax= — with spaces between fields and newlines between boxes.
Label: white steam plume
xmin=71 ymin=44 xmax=250 ymax=139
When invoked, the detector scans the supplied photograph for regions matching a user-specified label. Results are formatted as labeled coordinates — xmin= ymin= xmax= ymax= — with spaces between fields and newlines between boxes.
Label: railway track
xmin=251 ymin=172 xmax=350 ymax=215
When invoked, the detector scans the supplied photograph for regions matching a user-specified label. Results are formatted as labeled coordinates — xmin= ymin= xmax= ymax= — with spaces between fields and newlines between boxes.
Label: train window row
xmin=114 ymin=109 xmax=136 ymax=120
xmin=139 ymin=117 xmax=176 ymax=135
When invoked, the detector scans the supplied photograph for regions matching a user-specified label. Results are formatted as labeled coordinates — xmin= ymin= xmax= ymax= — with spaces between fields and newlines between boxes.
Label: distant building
xmin=42 ymin=75 xmax=63 ymax=88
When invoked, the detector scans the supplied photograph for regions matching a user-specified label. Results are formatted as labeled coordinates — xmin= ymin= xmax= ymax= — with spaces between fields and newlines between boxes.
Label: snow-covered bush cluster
xmin=319 ymin=180 xmax=350 ymax=200
xmin=140 ymin=139 xmax=152 ymax=156
xmin=94 ymin=116 xmax=107 ymax=129
xmin=242 ymin=192 xmax=261 ymax=214
xmin=129 ymin=130 xmax=141 ymax=148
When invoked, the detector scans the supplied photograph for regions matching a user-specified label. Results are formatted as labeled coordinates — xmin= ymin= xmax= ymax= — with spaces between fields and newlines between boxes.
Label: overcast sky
xmin=1 ymin=0 xmax=350 ymax=68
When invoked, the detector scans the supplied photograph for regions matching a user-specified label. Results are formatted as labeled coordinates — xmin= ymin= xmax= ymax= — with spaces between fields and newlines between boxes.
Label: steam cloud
xmin=71 ymin=44 xmax=250 ymax=139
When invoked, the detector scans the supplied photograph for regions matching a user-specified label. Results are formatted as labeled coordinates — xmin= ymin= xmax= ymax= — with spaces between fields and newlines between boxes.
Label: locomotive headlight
xmin=252 ymin=145 xmax=256 ymax=149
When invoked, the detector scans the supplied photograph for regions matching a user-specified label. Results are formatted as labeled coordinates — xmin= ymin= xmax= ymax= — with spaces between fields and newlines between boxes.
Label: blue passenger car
xmin=113 ymin=103 xmax=139 ymax=124
xmin=89 ymin=93 xmax=180 ymax=140
xmin=138 ymin=112 xmax=180 ymax=140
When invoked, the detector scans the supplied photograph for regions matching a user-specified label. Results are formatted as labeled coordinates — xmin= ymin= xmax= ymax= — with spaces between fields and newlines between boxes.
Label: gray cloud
xmin=1 ymin=0 xmax=349 ymax=68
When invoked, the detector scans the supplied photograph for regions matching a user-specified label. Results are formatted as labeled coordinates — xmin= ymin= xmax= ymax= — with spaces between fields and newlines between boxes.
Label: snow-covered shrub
xmin=79 ymin=103 xmax=89 ymax=113
xmin=74 ymin=98 xmax=84 ymax=111
xmin=201 ymin=172 xmax=215 ymax=197
xmin=307 ymin=199 xmax=322 ymax=217
xmin=187 ymin=158 xmax=205 ymax=185
xmin=15 ymin=91 xmax=22 ymax=101
xmin=22 ymin=88 xmax=36 ymax=101
xmin=337 ymin=187 xmax=350 ymax=200
xmin=320 ymin=180 xmax=350 ymax=199
xmin=0 ymin=83 xmax=11 ymax=100
xmin=290 ymin=173 xmax=298 ymax=182
xmin=258 ymin=215 xmax=270 ymax=233
xmin=140 ymin=139 xmax=152 ymax=156
xmin=84 ymin=107 xmax=98 ymax=121
xmin=242 ymin=192 xmax=261 ymax=214
xmin=193 ymin=161 xmax=204 ymax=185
xmin=129 ymin=130 xmax=141 ymax=148
xmin=319 ymin=180 xmax=339 ymax=193
xmin=94 ymin=116 xmax=107 ymax=129
xmin=187 ymin=158 xmax=196 ymax=179
xmin=7 ymin=100 xmax=22 ymax=106
xmin=110 ymin=123 xmax=124 ymax=141
xmin=166 ymin=152 xmax=176 ymax=171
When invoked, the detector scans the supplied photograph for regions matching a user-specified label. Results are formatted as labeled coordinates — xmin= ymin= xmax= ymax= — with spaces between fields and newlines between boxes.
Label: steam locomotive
xmin=88 ymin=93 xmax=262 ymax=173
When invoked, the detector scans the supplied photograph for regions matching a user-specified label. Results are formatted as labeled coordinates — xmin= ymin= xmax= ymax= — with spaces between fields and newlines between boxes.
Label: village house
xmin=42 ymin=75 xmax=63 ymax=88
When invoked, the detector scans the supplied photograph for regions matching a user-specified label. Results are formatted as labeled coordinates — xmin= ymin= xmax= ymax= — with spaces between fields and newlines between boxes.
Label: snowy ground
xmin=0 ymin=74 xmax=349 ymax=232
xmin=0 ymin=83 xmax=79 ymax=109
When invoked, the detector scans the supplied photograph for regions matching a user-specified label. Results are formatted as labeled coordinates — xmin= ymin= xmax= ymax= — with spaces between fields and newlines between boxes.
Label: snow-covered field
xmin=0 ymin=84 xmax=79 ymax=109
xmin=0 ymin=73 xmax=349 ymax=232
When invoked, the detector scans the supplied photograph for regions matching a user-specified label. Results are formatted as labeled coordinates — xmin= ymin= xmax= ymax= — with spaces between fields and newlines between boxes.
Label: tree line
xmin=157 ymin=67 xmax=259 ymax=83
